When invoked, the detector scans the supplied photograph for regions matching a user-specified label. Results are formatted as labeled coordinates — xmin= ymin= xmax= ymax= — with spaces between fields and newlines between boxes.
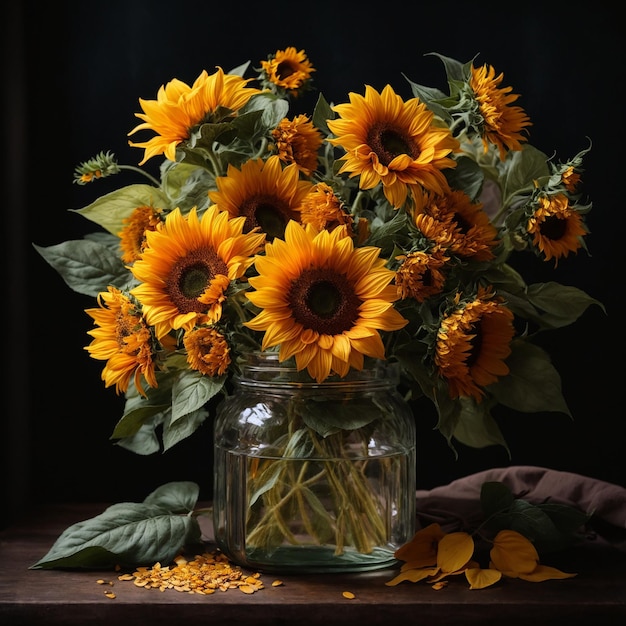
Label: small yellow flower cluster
xmin=386 ymin=523 xmax=576 ymax=590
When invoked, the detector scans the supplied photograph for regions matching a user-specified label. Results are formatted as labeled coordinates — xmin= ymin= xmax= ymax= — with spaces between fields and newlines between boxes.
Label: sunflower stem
xmin=118 ymin=165 xmax=161 ymax=186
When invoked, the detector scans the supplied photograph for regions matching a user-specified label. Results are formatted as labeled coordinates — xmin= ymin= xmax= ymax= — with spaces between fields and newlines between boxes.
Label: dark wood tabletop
xmin=1 ymin=502 xmax=625 ymax=626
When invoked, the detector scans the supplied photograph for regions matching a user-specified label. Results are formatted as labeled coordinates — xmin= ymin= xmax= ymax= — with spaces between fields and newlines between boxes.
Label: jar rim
xmin=236 ymin=351 xmax=399 ymax=388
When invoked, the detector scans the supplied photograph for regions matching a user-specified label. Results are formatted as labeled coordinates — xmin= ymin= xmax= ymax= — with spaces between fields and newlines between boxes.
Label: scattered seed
xmin=104 ymin=591 xmax=116 ymax=599
xmin=96 ymin=579 xmax=106 ymax=585
xmin=342 ymin=591 xmax=356 ymax=599
xmin=118 ymin=550 xmax=266 ymax=595
xmin=271 ymin=580 xmax=284 ymax=587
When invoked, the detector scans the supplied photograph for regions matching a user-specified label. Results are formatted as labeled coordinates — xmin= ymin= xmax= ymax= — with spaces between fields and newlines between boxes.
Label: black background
xmin=3 ymin=1 xmax=623 ymax=529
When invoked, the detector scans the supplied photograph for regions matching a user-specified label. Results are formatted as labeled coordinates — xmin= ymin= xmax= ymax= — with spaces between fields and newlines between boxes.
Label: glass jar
xmin=213 ymin=352 xmax=416 ymax=573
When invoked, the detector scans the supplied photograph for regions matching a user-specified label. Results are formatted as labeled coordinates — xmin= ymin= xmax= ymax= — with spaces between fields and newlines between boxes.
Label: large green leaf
xmin=526 ymin=282 xmax=605 ymax=329
xmin=143 ymin=481 xmax=199 ymax=513
xmin=489 ymin=340 xmax=571 ymax=415
xmin=31 ymin=494 xmax=201 ymax=570
xmin=171 ymin=370 xmax=225 ymax=420
xmin=298 ymin=396 xmax=380 ymax=436
xmin=115 ymin=419 xmax=163 ymax=455
xmin=451 ymin=399 xmax=509 ymax=451
xmin=501 ymin=145 xmax=550 ymax=204
xmin=162 ymin=407 xmax=209 ymax=452
xmin=73 ymin=184 xmax=170 ymax=235
xmin=33 ymin=239 xmax=129 ymax=297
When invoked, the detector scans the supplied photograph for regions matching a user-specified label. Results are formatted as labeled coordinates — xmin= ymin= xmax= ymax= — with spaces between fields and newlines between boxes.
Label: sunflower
xmin=470 ymin=63 xmax=532 ymax=161
xmin=271 ymin=114 xmax=323 ymax=175
xmin=327 ymin=84 xmax=460 ymax=210
xmin=299 ymin=182 xmax=353 ymax=234
xmin=119 ymin=205 xmax=164 ymax=264
xmin=184 ymin=326 xmax=231 ymax=377
xmin=526 ymin=193 xmax=586 ymax=263
xmin=434 ymin=287 xmax=515 ymax=401
xmin=419 ymin=190 xmax=499 ymax=261
xmin=260 ymin=47 xmax=315 ymax=96
xmin=561 ymin=166 xmax=581 ymax=193
xmin=127 ymin=67 xmax=261 ymax=165
xmin=130 ymin=205 xmax=265 ymax=339
xmin=245 ymin=220 xmax=408 ymax=382
xmin=85 ymin=286 xmax=157 ymax=396
xmin=208 ymin=155 xmax=313 ymax=240
xmin=395 ymin=249 xmax=449 ymax=303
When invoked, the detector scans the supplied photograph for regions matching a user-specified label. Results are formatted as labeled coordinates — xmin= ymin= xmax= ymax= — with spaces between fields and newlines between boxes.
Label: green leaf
xmin=298 ymin=396 xmax=380 ymax=436
xmin=312 ymin=93 xmax=335 ymax=135
xmin=160 ymin=161 xmax=214 ymax=211
xmin=451 ymin=398 xmax=509 ymax=451
xmin=526 ymin=282 xmax=605 ymax=329
xmin=242 ymin=92 xmax=290 ymax=132
xmin=501 ymin=145 xmax=550 ymax=202
xmin=249 ymin=462 xmax=284 ymax=507
xmin=115 ymin=419 xmax=163 ymax=455
xmin=481 ymin=481 xmax=514 ymax=519
xmin=171 ymin=370 xmax=225 ymax=421
xmin=536 ymin=502 xmax=589 ymax=537
xmin=34 ymin=239 xmax=129 ymax=297
xmin=446 ymin=155 xmax=484 ymax=201
xmin=31 ymin=501 xmax=201 ymax=569
xmin=72 ymin=184 xmax=170 ymax=235
xmin=110 ymin=403 xmax=170 ymax=440
xmin=143 ymin=481 xmax=200 ymax=513
xmin=506 ymin=499 xmax=565 ymax=551
xmin=162 ymin=406 xmax=209 ymax=452
xmin=489 ymin=340 xmax=571 ymax=416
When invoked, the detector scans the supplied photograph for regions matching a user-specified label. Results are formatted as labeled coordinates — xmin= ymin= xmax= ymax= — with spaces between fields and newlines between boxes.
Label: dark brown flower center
xmin=167 ymin=247 xmax=228 ymax=313
xmin=276 ymin=61 xmax=297 ymax=80
xmin=466 ymin=322 xmax=483 ymax=369
xmin=367 ymin=122 xmax=419 ymax=166
xmin=239 ymin=193 xmax=298 ymax=240
xmin=540 ymin=215 xmax=567 ymax=240
xmin=288 ymin=269 xmax=361 ymax=335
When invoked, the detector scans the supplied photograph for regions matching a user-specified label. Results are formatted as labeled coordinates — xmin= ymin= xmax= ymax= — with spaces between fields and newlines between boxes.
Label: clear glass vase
xmin=213 ymin=352 xmax=416 ymax=573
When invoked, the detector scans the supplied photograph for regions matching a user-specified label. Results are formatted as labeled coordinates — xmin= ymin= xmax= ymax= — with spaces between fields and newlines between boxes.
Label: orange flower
xmin=527 ymin=193 xmax=587 ymax=263
xmin=272 ymin=114 xmax=323 ymax=175
xmin=327 ymin=84 xmax=459 ymax=210
xmin=470 ymin=63 xmax=532 ymax=160
xmin=435 ymin=287 xmax=515 ymax=401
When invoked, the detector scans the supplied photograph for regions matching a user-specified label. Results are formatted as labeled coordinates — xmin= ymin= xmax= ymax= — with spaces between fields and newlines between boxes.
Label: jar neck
xmin=235 ymin=351 xmax=398 ymax=390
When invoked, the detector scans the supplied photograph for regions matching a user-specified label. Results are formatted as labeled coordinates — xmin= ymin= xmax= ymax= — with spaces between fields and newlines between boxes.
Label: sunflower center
xmin=169 ymin=248 xmax=228 ymax=313
xmin=240 ymin=194 xmax=294 ymax=240
xmin=367 ymin=123 xmax=418 ymax=166
xmin=453 ymin=213 xmax=471 ymax=235
xmin=115 ymin=313 xmax=136 ymax=348
xmin=276 ymin=61 xmax=296 ymax=80
xmin=288 ymin=269 xmax=361 ymax=335
xmin=466 ymin=322 xmax=483 ymax=369
xmin=539 ymin=215 xmax=567 ymax=240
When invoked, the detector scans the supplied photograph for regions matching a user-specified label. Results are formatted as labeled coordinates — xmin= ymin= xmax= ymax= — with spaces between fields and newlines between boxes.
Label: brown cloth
xmin=416 ymin=466 xmax=626 ymax=551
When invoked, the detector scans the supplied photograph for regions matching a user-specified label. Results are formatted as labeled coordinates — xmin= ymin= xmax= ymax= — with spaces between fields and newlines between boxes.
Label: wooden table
xmin=1 ymin=503 xmax=625 ymax=625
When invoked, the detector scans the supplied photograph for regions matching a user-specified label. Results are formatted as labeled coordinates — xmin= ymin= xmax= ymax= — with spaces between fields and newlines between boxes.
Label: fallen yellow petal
xmin=394 ymin=523 xmax=444 ymax=567
xmin=385 ymin=566 xmax=439 ymax=586
xmin=437 ymin=532 xmax=474 ymax=573
xmin=342 ymin=591 xmax=356 ymax=599
xmin=490 ymin=530 xmax=538 ymax=575
xmin=518 ymin=564 xmax=577 ymax=582
xmin=466 ymin=567 xmax=502 ymax=589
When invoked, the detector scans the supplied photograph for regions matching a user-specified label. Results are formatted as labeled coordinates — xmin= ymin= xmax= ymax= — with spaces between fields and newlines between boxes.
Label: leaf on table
xmin=31 ymin=483 xmax=202 ymax=570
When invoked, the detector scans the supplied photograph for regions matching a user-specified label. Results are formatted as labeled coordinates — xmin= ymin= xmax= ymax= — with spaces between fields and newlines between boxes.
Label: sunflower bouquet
xmin=35 ymin=47 xmax=602 ymax=569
